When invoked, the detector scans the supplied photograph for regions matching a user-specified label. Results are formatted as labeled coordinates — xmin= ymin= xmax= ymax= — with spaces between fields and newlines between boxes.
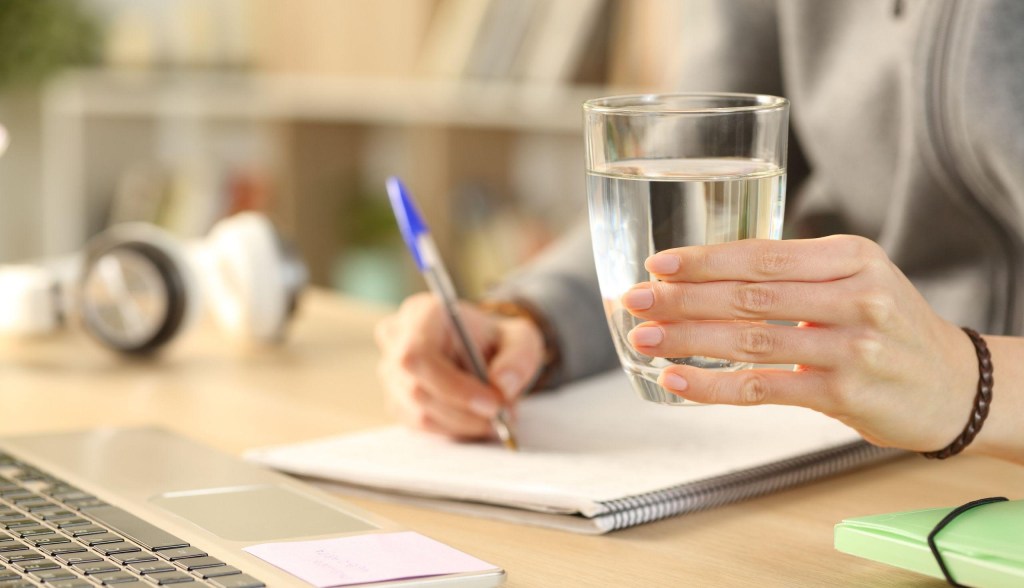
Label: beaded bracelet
xmin=921 ymin=327 xmax=994 ymax=460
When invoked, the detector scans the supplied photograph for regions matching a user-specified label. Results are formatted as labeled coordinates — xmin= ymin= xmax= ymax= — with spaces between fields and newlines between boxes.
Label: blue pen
xmin=385 ymin=176 xmax=518 ymax=451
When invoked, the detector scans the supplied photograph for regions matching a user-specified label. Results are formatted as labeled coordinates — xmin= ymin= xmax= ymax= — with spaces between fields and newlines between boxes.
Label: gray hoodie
xmin=493 ymin=0 xmax=1024 ymax=386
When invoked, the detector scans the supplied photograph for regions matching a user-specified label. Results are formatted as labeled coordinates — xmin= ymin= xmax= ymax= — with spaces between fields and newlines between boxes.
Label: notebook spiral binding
xmin=595 ymin=441 xmax=903 ymax=531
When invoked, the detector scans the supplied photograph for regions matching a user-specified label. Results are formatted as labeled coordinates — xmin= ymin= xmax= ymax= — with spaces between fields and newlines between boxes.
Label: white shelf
xmin=46 ymin=69 xmax=610 ymax=132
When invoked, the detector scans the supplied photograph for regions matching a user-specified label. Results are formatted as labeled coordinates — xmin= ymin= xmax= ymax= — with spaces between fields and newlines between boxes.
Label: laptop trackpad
xmin=151 ymin=485 xmax=377 ymax=542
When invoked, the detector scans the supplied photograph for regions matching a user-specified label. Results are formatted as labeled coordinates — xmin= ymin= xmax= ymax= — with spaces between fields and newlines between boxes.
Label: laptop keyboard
xmin=0 ymin=453 xmax=264 ymax=588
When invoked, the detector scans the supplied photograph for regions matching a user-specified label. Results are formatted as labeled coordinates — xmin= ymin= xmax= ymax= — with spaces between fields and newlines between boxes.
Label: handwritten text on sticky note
xmin=244 ymin=531 xmax=498 ymax=587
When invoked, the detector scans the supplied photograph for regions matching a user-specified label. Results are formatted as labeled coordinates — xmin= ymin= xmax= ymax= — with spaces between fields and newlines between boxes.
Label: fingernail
xmin=469 ymin=395 xmax=498 ymax=417
xmin=646 ymin=253 xmax=680 ymax=274
xmin=662 ymin=372 xmax=688 ymax=392
xmin=622 ymin=286 xmax=654 ymax=310
xmin=497 ymin=370 xmax=524 ymax=400
xmin=630 ymin=325 xmax=663 ymax=347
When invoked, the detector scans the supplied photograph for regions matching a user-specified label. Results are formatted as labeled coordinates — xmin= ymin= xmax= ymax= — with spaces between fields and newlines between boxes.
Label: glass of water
xmin=584 ymin=93 xmax=789 ymax=405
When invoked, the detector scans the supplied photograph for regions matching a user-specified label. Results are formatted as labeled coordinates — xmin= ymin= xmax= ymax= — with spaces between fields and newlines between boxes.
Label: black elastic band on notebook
xmin=927 ymin=496 xmax=1008 ymax=587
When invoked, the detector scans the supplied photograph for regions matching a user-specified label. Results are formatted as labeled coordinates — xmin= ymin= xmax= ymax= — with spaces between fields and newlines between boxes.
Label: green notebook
xmin=835 ymin=499 xmax=1024 ymax=587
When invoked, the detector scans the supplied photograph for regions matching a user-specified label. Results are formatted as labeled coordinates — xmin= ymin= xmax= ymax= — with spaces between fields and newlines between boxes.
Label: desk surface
xmin=2 ymin=290 xmax=1021 ymax=587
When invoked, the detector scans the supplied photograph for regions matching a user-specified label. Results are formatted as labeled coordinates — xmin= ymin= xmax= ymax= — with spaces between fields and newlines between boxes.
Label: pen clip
xmin=385 ymin=176 xmax=429 ymax=271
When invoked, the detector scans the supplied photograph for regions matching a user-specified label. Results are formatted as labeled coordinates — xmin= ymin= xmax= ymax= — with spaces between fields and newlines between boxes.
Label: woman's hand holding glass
xmin=622 ymin=235 xmax=979 ymax=453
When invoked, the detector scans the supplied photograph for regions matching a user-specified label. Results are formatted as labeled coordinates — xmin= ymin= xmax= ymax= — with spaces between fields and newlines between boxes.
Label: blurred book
xmin=514 ymin=0 xmax=607 ymax=83
xmin=463 ymin=0 xmax=540 ymax=80
xmin=416 ymin=0 xmax=494 ymax=79
xmin=607 ymin=0 xmax=685 ymax=90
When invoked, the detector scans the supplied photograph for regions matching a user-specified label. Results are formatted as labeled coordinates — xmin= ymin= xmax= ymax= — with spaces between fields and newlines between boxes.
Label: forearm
xmin=969 ymin=335 xmax=1024 ymax=464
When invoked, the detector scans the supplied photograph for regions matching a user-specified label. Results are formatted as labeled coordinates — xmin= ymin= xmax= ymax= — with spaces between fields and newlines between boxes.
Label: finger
xmin=627 ymin=321 xmax=840 ymax=368
xmin=384 ymin=372 xmax=493 ymax=439
xmin=657 ymin=365 xmax=835 ymax=413
xmin=622 ymin=279 xmax=874 ymax=326
xmin=644 ymin=235 xmax=887 ymax=283
xmin=418 ymin=395 xmax=496 ymax=439
xmin=393 ymin=354 xmax=504 ymax=419
xmin=487 ymin=317 xmax=545 ymax=401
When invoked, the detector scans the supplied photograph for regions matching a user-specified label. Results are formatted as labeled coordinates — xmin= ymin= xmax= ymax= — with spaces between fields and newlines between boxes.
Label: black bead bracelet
xmin=921 ymin=327 xmax=994 ymax=460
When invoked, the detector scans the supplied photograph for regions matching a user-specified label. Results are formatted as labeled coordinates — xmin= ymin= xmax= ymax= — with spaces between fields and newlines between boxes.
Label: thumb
xmin=487 ymin=317 xmax=546 ymax=402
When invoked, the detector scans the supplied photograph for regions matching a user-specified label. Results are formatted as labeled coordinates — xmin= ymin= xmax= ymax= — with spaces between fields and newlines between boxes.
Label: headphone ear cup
xmin=79 ymin=224 xmax=199 ymax=355
xmin=202 ymin=212 xmax=291 ymax=343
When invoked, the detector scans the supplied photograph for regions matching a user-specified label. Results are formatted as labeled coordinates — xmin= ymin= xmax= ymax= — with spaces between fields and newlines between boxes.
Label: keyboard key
xmin=66 ymin=498 xmax=107 ymax=511
xmin=145 ymin=571 xmax=195 ymax=584
xmin=56 ymin=518 xmax=93 ymax=529
xmin=87 ymin=506 xmax=190 ymax=552
xmin=0 ymin=536 xmax=11 ymax=545
xmin=174 ymin=556 xmax=224 ymax=572
xmin=82 ymin=533 xmax=125 ymax=546
xmin=0 ymin=544 xmax=23 ymax=554
xmin=0 ymin=570 xmax=19 ymax=582
xmin=0 ymin=580 xmax=35 ymax=588
xmin=193 ymin=566 xmax=241 ymax=580
xmin=40 ymin=510 xmax=76 ymax=521
xmin=56 ymin=553 xmax=103 ymax=566
xmin=127 ymin=561 xmax=174 ymax=575
xmin=50 ymin=490 xmax=90 ymax=503
xmin=14 ymin=558 xmax=60 ymax=573
xmin=0 ymin=515 xmax=22 ymax=524
xmin=12 ymin=498 xmax=48 ymax=509
xmin=0 ymin=491 xmax=33 ymax=501
xmin=28 ymin=568 xmax=77 ymax=582
xmin=67 ymin=525 xmax=108 ymax=538
xmin=96 ymin=542 xmax=141 ymax=557
xmin=40 ymin=543 xmax=86 ymax=556
xmin=0 ymin=521 xmax=33 ymax=530
xmin=0 ymin=550 xmax=43 ymax=564
xmin=111 ymin=552 xmax=157 ymax=565
xmin=209 ymin=573 xmax=264 ymax=588
xmin=29 ymin=535 xmax=70 ymax=548
xmin=48 ymin=580 xmax=95 ymax=588
xmin=156 ymin=547 xmax=205 ymax=561
xmin=74 ymin=561 xmax=120 ymax=575
xmin=15 ymin=526 xmax=53 ymax=538
xmin=92 ymin=570 xmax=140 ymax=585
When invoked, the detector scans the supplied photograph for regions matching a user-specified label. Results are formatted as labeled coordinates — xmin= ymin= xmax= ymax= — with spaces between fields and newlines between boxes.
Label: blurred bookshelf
xmin=36 ymin=0 xmax=681 ymax=303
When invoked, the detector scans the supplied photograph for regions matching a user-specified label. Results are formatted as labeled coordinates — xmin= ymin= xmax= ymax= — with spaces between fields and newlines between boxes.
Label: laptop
xmin=0 ymin=427 xmax=505 ymax=587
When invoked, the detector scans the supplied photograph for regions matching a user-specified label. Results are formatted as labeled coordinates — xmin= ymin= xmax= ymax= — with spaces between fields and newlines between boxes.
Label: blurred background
xmin=0 ymin=0 xmax=684 ymax=304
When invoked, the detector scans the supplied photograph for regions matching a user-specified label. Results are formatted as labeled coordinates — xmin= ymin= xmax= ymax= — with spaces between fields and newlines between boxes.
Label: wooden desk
xmin=2 ymin=290 xmax=1021 ymax=587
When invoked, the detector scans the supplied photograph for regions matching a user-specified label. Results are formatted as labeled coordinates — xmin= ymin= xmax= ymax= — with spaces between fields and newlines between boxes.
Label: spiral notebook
xmin=246 ymin=370 xmax=902 ymax=534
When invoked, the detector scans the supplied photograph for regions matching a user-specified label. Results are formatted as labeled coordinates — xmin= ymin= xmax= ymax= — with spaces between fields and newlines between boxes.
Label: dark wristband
xmin=920 ymin=327 xmax=994 ymax=460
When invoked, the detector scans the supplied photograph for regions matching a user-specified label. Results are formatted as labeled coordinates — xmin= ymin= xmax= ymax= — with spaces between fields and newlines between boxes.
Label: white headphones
xmin=0 ymin=212 xmax=307 ymax=355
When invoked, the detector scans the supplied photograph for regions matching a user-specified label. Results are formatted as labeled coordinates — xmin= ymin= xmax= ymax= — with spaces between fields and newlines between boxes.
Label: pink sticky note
xmin=243 ymin=531 xmax=498 ymax=587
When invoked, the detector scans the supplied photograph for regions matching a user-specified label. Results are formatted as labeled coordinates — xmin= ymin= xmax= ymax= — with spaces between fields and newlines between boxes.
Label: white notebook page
xmin=247 ymin=370 xmax=862 ymax=518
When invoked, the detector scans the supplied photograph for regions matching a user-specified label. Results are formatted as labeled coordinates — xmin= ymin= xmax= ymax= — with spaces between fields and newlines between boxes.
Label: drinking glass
xmin=585 ymin=93 xmax=789 ymax=405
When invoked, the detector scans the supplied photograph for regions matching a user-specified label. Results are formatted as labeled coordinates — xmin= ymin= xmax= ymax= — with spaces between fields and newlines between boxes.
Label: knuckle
xmin=739 ymin=372 xmax=771 ymax=405
xmin=687 ymin=247 xmax=717 ymax=278
xmin=839 ymin=234 xmax=882 ymax=260
xmin=736 ymin=325 xmax=777 ymax=359
xmin=855 ymin=289 xmax=896 ymax=328
xmin=400 ymin=292 xmax=438 ymax=317
xmin=751 ymin=245 xmax=795 ymax=277
xmin=732 ymin=283 xmax=779 ymax=317
xmin=849 ymin=333 xmax=885 ymax=371
xmin=394 ymin=343 xmax=422 ymax=372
